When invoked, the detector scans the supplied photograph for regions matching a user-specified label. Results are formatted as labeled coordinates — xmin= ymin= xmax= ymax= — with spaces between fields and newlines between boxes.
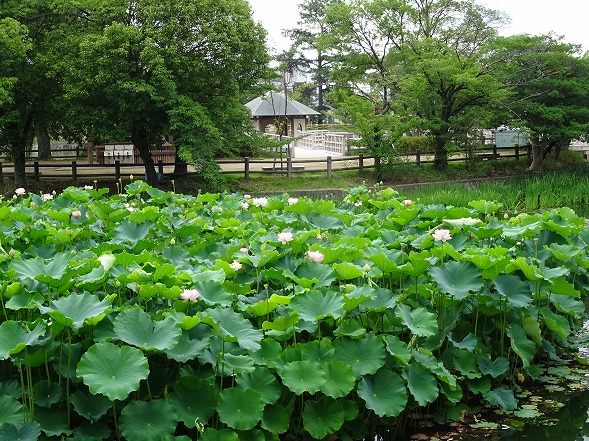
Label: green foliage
xmin=0 ymin=183 xmax=586 ymax=440
xmin=394 ymin=136 xmax=434 ymax=153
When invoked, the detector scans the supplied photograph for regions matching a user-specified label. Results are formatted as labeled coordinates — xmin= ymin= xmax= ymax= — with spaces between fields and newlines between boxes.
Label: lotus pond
xmin=0 ymin=182 xmax=588 ymax=441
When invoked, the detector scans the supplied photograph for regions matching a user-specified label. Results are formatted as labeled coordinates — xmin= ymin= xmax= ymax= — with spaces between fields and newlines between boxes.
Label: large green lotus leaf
xmin=76 ymin=342 xmax=149 ymax=401
xmin=5 ymin=291 xmax=43 ymax=311
xmin=403 ymin=363 xmax=439 ymax=406
xmin=477 ymin=356 xmax=509 ymax=378
xmin=199 ymin=428 xmax=239 ymax=441
xmin=453 ymin=348 xmax=481 ymax=379
xmin=405 ymin=251 xmax=432 ymax=277
xmin=430 ymin=261 xmax=483 ymax=300
xmin=368 ymin=251 xmax=401 ymax=274
xmin=541 ymin=307 xmax=571 ymax=341
xmin=522 ymin=316 xmax=543 ymax=345
xmin=194 ymin=280 xmax=234 ymax=307
xmin=10 ymin=253 xmax=75 ymax=287
xmin=468 ymin=200 xmax=502 ymax=214
xmin=358 ymin=369 xmax=408 ymax=417
xmin=70 ymin=390 xmax=112 ymax=422
xmin=261 ymin=404 xmax=290 ymax=434
xmin=168 ymin=376 xmax=216 ymax=428
xmin=163 ymin=332 xmax=210 ymax=363
xmin=551 ymin=294 xmax=585 ymax=317
xmin=33 ymin=407 xmax=72 ymax=437
xmin=0 ymin=382 xmax=20 ymax=399
xmin=383 ymin=335 xmax=412 ymax=364
xmin=550 ymin=278 xmax=580 ymax=298
xmin=448 ymin=333 xmax=477 ymax=351
xmin=291 ymin=262 xmax=336 ymax=288
xmin=467 ymin=377 xmax=491 ymax=395
xmin=412 ymin=350 xmax=457 ymax=388
xmin=304 ymin=213 xmax=345 ymax=230
xmin=280 ymin=360 xmax=325 ymax=395
xmin=342 ymin=285 xmax=375 ymax=311
xmin=507 ymin=325 xmax=536 ymax=368
xmin=300 ymin=339 xmax=335 ymax=363
xmin=217 ymin=387 xmax=264 ymax=430
xmin=359 ymin=287 xmax=397 ymax=312
xmin=221 ymin=354 xmax=256 ymax=374
xmin=320 ymin=361 xmax=356 ymax=398
xmin=38 ymin=292 xmax=110 ymax=331
xmin=483 ymin=387 xmax=518 ymax=411
xmin=289 ymin=289 xmax=344 ymax=323
xmin=332 ymin=262 xmax=364 ymax=280
xmin=303 ymin=396 xmax=344 ymax=439
xmin=0 ymin=320 xmax=45 ymax=359
xmin=0 ymin=421 xmax=41 ymax=441
xmin=120 ymin=399 xmax=177 ymax=441
xmin=396 ymin=304 xmax=438 ymax=338
xmin=492 ymin=274 xmax=532 ymax=308
xmin=203 ymin=307 xmax=263 ymax=351
xmin=334 ymin=319 xmax=366 ymax=338
xmin=236 ymin=367 xmax=280 ymax=404
xmin=0 ymin=395 xmax=23 ymax=426
xmin=249 ymin=339 xmax=283 ymax=368
xmin=114 ymin=307 xmax=180 ymax=351
xmin=505 ymin=257 xmax=545 ymax=281
xmin=32 ymin=380 xmax=62 ymax=408
xmin=113 ymin=221 xmax=152 ymax=243
xmin=333 ymin=335 xmax=386 ymax=377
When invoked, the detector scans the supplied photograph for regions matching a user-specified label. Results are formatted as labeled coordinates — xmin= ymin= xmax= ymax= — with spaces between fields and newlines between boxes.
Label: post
xmin=87 ymin=141 xmax=93 ymax=165
xmin=244 ymin=157 xmax=250 ymax=180
xmin=287 ymin=157 xmax=292 ymax=179
xmin=416 ymin=149 xmax=421 ymax=166
xmin=0 ymin=162 xmax=3 ymax=180
xmin=34 ymin=162 xmax=40 ymax=181
xmin=515 ymin=145 xmax=520 ymax=161
xmin=115 ymin=160 xmax=121 ymax=181
xmin=327 ymin=156 xmax=332 ymax=179
xmin=158 ymin=160 xmax=164 ymax=176
xmin=359 ymin=154 xmax=364 ymax=174
xmin=493 ymin=144 xmax=498 ymax=159
xmin=72 ymin=161 xmax=77 ymax=183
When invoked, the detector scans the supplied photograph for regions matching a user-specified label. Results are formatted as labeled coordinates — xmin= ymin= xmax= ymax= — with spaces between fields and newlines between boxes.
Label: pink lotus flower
xmin=229 ymin=261 xmax=242 ymax=270
xmin=72 ymin=210 xmax=82 ymax=218
xmin=307 ymin=250 xmax=325 ymax=263
xmin=278 ymin=231 xmax=293 ymax=244
xmin=252 ymin=197 xmax=268 ymax=207
xmin=403 ymin=199 xmax=412 ymax=206
xmin=42 ymin=194 xmax=53 ymax=202
xmin=432 ymin=229 xmax=452 ymax=242
xmin=240 ymin=247 xmax=249 ymax=253
xmin=15 ymin=188 xmax=25 ymax=196
xmin=180 ymin=289 xmax=200 ymax=303
xmin=287 ymin=197 xmax=299 ymax=205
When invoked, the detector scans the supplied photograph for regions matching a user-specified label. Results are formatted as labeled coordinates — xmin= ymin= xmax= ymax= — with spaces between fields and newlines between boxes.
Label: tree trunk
xmin=132 ymin=129 xmax=158 ymax=186
xmin=528 ymin=137 xmax=546 ymax=171
xmin=14 ymin=150 xmax=26 ymax=187
xmin=433 ymin=134 xmax=447 ymax=171
xmin=173 ymin=150 xmax=187 ymax=175
xmin=36 ymin=123 xmax=51 ymax=160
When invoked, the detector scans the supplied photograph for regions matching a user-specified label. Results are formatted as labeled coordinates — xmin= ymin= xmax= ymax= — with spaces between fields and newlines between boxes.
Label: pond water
xmin=456 ymin=389 xmax=589 ymax=441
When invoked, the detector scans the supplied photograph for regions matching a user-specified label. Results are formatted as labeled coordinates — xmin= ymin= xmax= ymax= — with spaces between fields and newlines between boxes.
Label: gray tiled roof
xmin=245 ymin=91 xmax=320 ymax=117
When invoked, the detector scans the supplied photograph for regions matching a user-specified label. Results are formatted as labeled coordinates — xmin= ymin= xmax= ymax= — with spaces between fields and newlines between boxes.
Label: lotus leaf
xmin=216 ymin=387 xmax=264 ymax=430
xmin=119 ymin=399 xmax=177 ymax=441
xmin=289 ymin=289 xmax=344 ymax=323
xmin=333 ymin=334 xmax=386 ymax=377
xmin=484 ymin=387 xmax=518 ymax=411
xmin=280 ymin=360 xmax=325 ymax=395
xmin=403 ymin=363 xmax=439 ymax=406
xmin=236 ymin=367 xmax=280 ymax=404
xmin=39 ymin=292 xmax=110 ymax=331
xmin=358 ymin=369 xmax=408 ymax=417
xmin=430 ymin=261 xmax=483 ymax=300
xmin=114 ymin=307 xmax=181 ymax=351
xmin=76 ymin=342 xmax=149 ymax=401
xmin=303 ymin=396 xmax=345 ymax=439
xmin=261 ymin=404 xmax=290 ymax=434
xmin=0 ymin=320 xmax=45 ymax=359
xmin=204 ymin=307 xmax=263 ymax=351
xmin=70 ymin=390 xmax=112 ymax=422
xmin=0 ymin=421 xmax=41 ymax=441
xmin=168 ymin=376 xmax=216 ymax=428
xmin=0 ymin=395 xmax=23 ymax=426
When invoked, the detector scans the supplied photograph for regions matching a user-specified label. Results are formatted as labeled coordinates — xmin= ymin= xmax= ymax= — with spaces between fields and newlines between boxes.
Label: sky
xmin=247 ymin=0 xmax=589 ymax=55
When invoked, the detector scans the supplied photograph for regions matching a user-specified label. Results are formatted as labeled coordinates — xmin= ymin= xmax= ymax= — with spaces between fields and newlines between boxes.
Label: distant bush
xmin=393 ymin=136 xmax=433 ymax=154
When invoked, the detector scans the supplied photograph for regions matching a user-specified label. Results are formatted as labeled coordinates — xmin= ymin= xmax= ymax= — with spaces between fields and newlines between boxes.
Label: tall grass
xmin=400 ymin=168 xmax=589 ymax=212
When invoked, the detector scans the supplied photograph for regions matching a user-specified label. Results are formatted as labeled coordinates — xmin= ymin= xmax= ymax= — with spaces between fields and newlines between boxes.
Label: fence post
xmin=34 ymin=162 xmax=40 ymax=181
xmin=327 ymin=156 xmax=332 ymax=179
xmin=287 ymin=157 xmax=292 ymax=179
xmin=359 ymin=154 xmax=364 ymax=174
xmin=72 ymin=161 xmax=77 ymax=183
xmin=493 ymin=144 xmax=498 ymax=159
xmin=158 ymin=160 xmax=164 ymax=176
xmin=0 ymin=162 xmax=3 ymax=180
xmin=244 ymin=157 xmax=250 ymax=180
xmin=115 ymin=160 xmax=121 ymax=181
xmin=416 ymin=150 xmax=421 ymax=166
xmin=515 ymin=145 xmax=520 ymax=161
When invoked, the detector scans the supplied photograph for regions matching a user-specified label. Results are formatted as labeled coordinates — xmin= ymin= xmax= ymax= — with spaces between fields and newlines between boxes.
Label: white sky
xmin=248 ymin=0 xmax=589 ymax=54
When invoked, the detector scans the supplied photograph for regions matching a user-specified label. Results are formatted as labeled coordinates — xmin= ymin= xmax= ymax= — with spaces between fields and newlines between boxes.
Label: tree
xmin=61 ymin=0 xmax=269 ymax=186
xmin=491 ymin=35 xmax=589 ymax=171
xmin=284 ymin=0 xmax=342 ymax=123
xmin=321 ymin=0 xmax=507 ymax=172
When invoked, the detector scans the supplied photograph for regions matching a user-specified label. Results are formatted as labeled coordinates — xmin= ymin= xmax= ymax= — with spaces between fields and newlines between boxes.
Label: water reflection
xmin=459 ymin=389 xmax=589 ymax=441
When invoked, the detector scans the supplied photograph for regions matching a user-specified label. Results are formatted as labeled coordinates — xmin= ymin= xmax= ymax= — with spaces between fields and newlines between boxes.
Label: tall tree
xmin=284 ymin=0 xmax=342 ymax=123
xmin=62 ymin=0 xmax=269 ymax=187
xmin=491 ymin=35 xmax=589 ymax=171
xmin=321 ymin=0 xmax=507 ymax=171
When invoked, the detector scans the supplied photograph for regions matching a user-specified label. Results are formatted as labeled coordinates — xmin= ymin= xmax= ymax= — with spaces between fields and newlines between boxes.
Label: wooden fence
xmin=0 ymin=144 xmax=531 ymax=182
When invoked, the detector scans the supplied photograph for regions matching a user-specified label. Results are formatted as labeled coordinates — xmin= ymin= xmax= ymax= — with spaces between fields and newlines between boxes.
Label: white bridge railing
xmin=264 ymin=131 xmax=361 ymax=156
